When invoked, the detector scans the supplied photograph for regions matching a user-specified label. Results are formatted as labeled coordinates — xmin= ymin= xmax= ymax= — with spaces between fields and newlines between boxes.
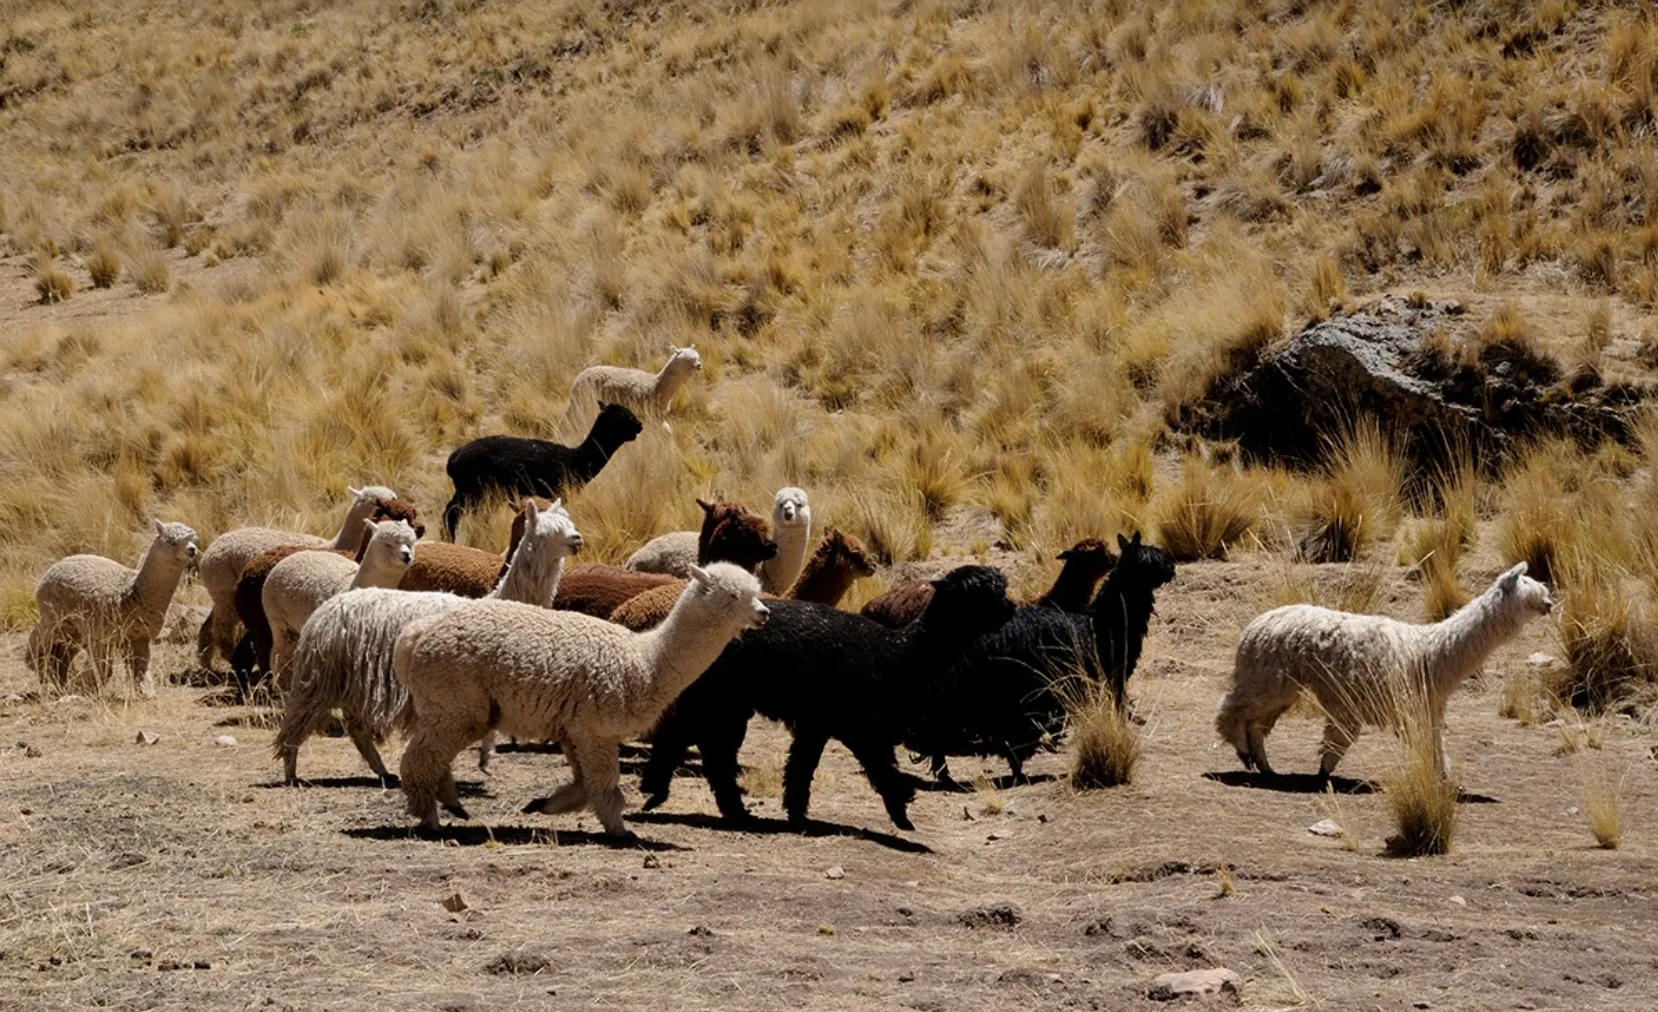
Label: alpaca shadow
xmin=252 ymin=776 xmax=488 ymax=797
xmin=492 ymin=742 xmax=652 ymax=760
xmin=914 ymin=772 xmax=1059 ymax=793
xmin=621 ymin=758 xmax=705 ymax=778
xmin=1203 ymin=770 xmax=1380 ymax=795
xmin=627 ymin=810 xmax=933 ymax=855
xmin=343 ymin=823 xmax=687 ymax=851
xmin=213 ymin=713 xmax=280 ymax=729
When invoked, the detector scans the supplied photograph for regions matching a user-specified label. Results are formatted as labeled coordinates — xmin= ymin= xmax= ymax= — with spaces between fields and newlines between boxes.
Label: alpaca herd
xmin=22 ymin=372 xmax=1561 ymax=840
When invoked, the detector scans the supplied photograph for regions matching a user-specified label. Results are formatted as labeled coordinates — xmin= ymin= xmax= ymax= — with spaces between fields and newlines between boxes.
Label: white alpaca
xmin=756 ymin=487 xmax=811 ymax=595
xmin=195 ymin=485 xmax=396 ymax=667
xmin=394 ymin=563 xmax=768 ymax=835
xmin=261 ymin=519 xmax=418 ymax=687
xmin=1216 ymin=562 xmax=1554 ymax=778
xmin=28 ymin=520 xmax=200 ymax=697
xmin=568 ymin=345 xmax=702 ymax=426
xmin=275 ymin=500 xmax=582 ymax=784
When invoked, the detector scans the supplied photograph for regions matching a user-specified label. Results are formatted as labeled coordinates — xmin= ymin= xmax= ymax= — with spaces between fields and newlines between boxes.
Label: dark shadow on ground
xmin=627 ymin=810 xmax=933 ymax=854
xmin=343 ymin=823 xmax=687 ymax=850
xmin=254 ymin=776 xmax=488 ymax=796
xmin=1203 ymin=770 xmax=1498 ymax=803
xmin=913 ymin=772 xmax=1059 ymax=793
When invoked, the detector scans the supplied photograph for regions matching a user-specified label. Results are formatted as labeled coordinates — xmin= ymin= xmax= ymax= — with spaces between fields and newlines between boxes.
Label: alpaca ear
xmin=347 ymin=486 xmax=363 ymax=498
xmin=1057 ymin=548 xmax=1075 ymax=560
xmin=153 ymin=518 xmax=165 ymax=536
xmin=689 ymin=564 xmax=712 ymax=587
xmin=524 ymin=498 xmax=539 ymax=523
xmin=696 ymin=498 xmax=715 ymax=514
xmin=549 ymin=497 xmax=563 ymax=512
xmin=1500 ymin=562 xmax=1527 ymax=589
xmin=1131 ymin=531 xmax=1142 ymax=547
xmin=1117 ymin=533 xmax=1131 ymax=551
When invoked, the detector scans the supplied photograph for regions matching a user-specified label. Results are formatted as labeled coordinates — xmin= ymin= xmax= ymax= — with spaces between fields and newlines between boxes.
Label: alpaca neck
xmin=491 ymin=545 xmax=568 ymax=608
xmin=570 ymin=425 xmax=623 ymax=486
xmin=634 ymin=595 xmax=741 ymax=721
xmin=1418 ymin=587 xmax=1531 ymax=695
xmin=758 ymin=521 xmax=811 ymax=595
xmin=653 ymin=361 xmax=692 ymax=406
xmin=1090 ymin=578 xmax=1157 ymax=676
xmin=1035 ymin=561 xmax=1103 ymax=612
xmin=127 ymin=541 xmax=188 ymax=621
xmin=329 ymin=501 xmax=378 ymax=550
xmin=351 ymin=555 xmax=407 ymax=590
xmin=785 ymin=554 xmax=856 ymax=605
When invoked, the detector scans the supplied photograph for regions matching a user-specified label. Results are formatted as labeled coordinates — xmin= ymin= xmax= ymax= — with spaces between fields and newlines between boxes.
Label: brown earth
xmin=3 ymin=551 xmax=1655 ymax=1011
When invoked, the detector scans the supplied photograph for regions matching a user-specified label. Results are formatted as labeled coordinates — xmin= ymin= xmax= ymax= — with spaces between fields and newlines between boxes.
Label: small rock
xmin=818 ymin=923 xmax=835 ymax=936
xmin=193 ymin=960 xmax=212 ymax=970
xmin=641 ymin=854 xmax=661 ymax=870
xmin=686 ymin=925 xmax=713 ymax=937
xmin=898 ymin=971 xmax=916 ymax=983
xmin=1414 ymin=1002 xmax=1431 ymax=1010
xmin=130 ymin=949 xmax=152 ymax=962
xmin=135 ymin=731 xmax=160 ymax=746
xmin=214 ymin=735 xmax=238 ymax=747
xmin=1448 ymin=895 xmax=1467 ymax=907
xmin=1308 ymin=819 xmax=1342 ymax=837
xmin=1148 ymin=967 xmax=1242 ymax=1001
xmin=1526 ymin=652 xmax=1556 ymax=667
xmin=896 ymin=906 xmax=914 ymax=917
xmin=824 ymin=865 xmax=844 ymax=880
xmin=958 ymin=903 xmax=1022 ymax=929
xmin=903 ymin=880 xmax=919 ymax=888
xmin=54 ymin=695 xmax=83 ymax=705
xmin=986 ymin=830 xmax=1011 ymax=841
xmin=3 ymin=693 xmax=24 ymax=704
xmin=1363 ymin=916 xmax=1403 ymax=940
xmin=1037 ymin=813 xmax=1048 ymax=823
xmin=442 ymin=892 xmax=469 ymax=913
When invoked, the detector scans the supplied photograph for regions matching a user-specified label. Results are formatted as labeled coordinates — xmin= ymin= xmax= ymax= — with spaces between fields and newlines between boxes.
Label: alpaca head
xmin=820 ymin=528 xmax=876 ymax=578
xmin=665 ymin=344 xmax=703 ymax=374
xmin=371 ymin=497 xmax=426 ymax=539
xmin=707 ymin=509 xmax=778 ymax=570
xmin=361 ymin=519 xmax=419 ymax=571
xmin=150 ymin=520 xmax=200 ymax=564
xmin=347 ymin=485 xmax=398 ymax=508
xmin=1493 ymin=561 xmax=1555 ymax=618
xmin=923 ymin=564 xmax=1017 ymax=631
xmin=592 ymin=402 xmax=645 ymax=445
xmin=517 ymin=497 xmax=584 ymax=560
xmin=1114 ymin=532 xmax=1177 ymax=592
xmin=772 ymin=487 xmax=810 ymax=529
xmin=1056 ymin=538 xmax=1117 ymax=581
xmin=686 ymin=562 xmax=769 ymax=632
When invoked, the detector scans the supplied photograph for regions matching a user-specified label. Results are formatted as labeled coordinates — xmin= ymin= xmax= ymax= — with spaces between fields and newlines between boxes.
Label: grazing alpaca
xmin=275 ymin=499 xmax=582 ymax=784
xmin=1216 ymin=562 xmax=1555 ymax=778
xmin=196 ymin=485 xmax=397 ymax=667
xmin=442 ymin=402 xmax=643 ymax=540
xmin=28 ymin=520 xmax=200 ymax=697
xmin=638 ymin=566 xmax=1018 ymax=830
xmin=567 ymin=345 xmax=702 ymax=427
xmin=905 ymin=533 xmax=1175 ymax=786
xmin=860 ymin=538 xmax=1118 ymax=628
xmin=394 ymin=563 xmax=768 ymax=836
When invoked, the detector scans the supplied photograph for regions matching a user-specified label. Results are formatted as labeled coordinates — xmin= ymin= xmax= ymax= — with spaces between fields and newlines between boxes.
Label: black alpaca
xmin=639 ymin=566 xmax=1017 ymax=830
xmin=904 ymin=532 xmax=1177 ymax=787
xmin=441 ymin=403 xmax=642 ymax=540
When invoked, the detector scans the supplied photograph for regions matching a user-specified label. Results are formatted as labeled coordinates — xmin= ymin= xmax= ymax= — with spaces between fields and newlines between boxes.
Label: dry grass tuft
xmin=128 ymin=248 xmax=171 ymax=295
xmin=973 ymin=774 xmax=1005 ymax=816
xmin=33 ymin=256 xmax=72 ymax=304
xmin=1155 ymin=457 xmax=1259 ymax=562
xmin=1382 ymin=726 xmax=1461 ymax=858
xmin=1577 ymin=762 xmax=1624 ymax=850
xmin=1556 ymin=575 xmax=1658 ymax=713
xmin=1321 ymin=782 xmax=1361 ymax=852
xmin=1066 ymin=683 xmax=1140 ymax=790
xmin=86 ymin=241 xmax=122 ymax=288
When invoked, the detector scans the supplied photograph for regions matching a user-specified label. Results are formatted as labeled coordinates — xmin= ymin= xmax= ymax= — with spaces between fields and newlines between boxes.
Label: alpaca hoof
xmin=640 ymin=792 xmax=668 ymax=812
xmin=889 ymin=811 xmax=916 ymax=832
xmin=378 ymin=774 xmax=400 ymax=789
xmin=442 ymin=802 xmax=471 ymax=820
xmin=521 ymin=797 xmax=550 ymax=814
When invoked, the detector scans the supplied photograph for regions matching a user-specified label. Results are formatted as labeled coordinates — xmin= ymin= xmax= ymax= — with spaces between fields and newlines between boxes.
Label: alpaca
xmin=567 ymin=345 xmax=702 ymax=426
xmin=860 ymin=538 xmax=1118 ymax=628
xmin=276 ymin=499 xmax=582 ymax=784
xmin=1216 ymin=562 xmax=1555 ymax=779
xmin=638 ymin=566 xmax=1018 ymax=830
xmin=554 ymin=511 xmax=777 ymax=618
xmin=624 ymin=498 xmax=777 ymax=578
xmin=756 ymin=487 xmax=811 ymax=595
xmin=196 ymin=485 xmax=397 ymax=668
xmin=394 ymin=563 xmax=768 ymax=836
xmin=609 ymin=528 xmax=875 ymax=629
xmin=442 ymin=403 xmax=643 ymax=540
xmin=904 ymin=533 xmax=1175 ymax=786
xmin=28 ymin=520 xmax=200 ymax=697
xmin=261 ymin=520 xmax=419 ymax=687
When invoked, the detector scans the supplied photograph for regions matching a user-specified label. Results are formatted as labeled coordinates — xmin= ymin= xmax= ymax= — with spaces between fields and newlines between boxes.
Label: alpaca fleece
xmin=568 ymin=345 xmax=702 ymax=423
xmin=442 ymin=402 xmax=642 ymax=540
xmin=195 ymin=486 xmax=396 ymax=667
xmin=275 ymin=500 xmax=582 ymax=783
xmin=1216 ymin=562 xmax=1554 ymax=778
xmin=28 ymin=521 xmax=199 ymax=697
xmin=639 ymin=565 xmax=1017 ymax=830
xmin=860 ymin=538 xmax=1118 ymax=628
xmin=625 ymin=499 xmax=775 ymax=578
xmin=756 ymin=487 xmax=811 ymax=595
xmin=556 ymin=513 xmax=777 ymax=618
xmin=904 ymin=534 xmax=1174 ymax=785
xmin=395 ymin=563 xmax=767 ymax=835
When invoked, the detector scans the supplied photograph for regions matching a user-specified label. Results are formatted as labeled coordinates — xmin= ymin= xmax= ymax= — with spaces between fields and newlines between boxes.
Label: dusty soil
xmin=2 ymin=555 xmax=1655 ymax=1012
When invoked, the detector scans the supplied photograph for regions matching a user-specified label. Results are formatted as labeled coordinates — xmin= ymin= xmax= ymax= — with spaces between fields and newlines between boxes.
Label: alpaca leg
xmin=930 ymin=754 xmax=962 ymax=791
xmin=196 ymin=609 xmax=218 ymax=669
xmin=1245 ymin=722 xmax=1274 ymax=776
xmin=1432 ymin=722 xmax=1451 ymax=780
xmin=698 ymin=713 xmax=753 ymax=823
xmin=1318 ymin=717 xmax=1360 ymax=778
xmin=575 ymin=738 xmax=628 ymax=837
xmin=525 ymin=738 xmax=588 ymax=816
xmin=89 ymin=640 xmax=118 ymax=693
xmin=343 ymin=712 xmax=392 ymax=783
xmin=843 ymin=734 xmax=917 ymax=832
xmin=28 ymin=624 xmax=72 ymax=690
xmin=399 ymin=719 xmax=477 ymax=829
xmin=127 ymin=639 xmax=155 ymax=698
xmin=442 ymin=494 xmax=467 ymax=542
xmin=209 ymin=606 xmax=241 ymax=669
xmin=476 ymin=731 xmax=498 ymax=774
xmin=639 ymin=718 xmax=693 ymax=811
xmin=782 ymin=726 xmax=832 ymax=827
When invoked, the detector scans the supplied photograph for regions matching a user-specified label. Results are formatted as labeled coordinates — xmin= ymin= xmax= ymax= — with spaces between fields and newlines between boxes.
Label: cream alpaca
xmin=1216 ymin=562 xmax=1554 ymax=778
xmin=275 ymin=500 xmax=581 ymax=784
xmin=394 ymin=563 xmax=768 ymax=836
xmin=755 ymin=487 xmax=811 ymax=594
xmin=568 ymin=345 xmax=701 ymax=424
xmin=195 ymin=485 xmax=395 ymax=667
xmin=261 ymin=519 xmax=418 ymax=687
xmin=28 ymin=520 xmax=199 ymax=697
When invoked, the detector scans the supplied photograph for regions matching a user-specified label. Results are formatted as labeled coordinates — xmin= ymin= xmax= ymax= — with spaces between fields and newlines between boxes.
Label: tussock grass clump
xmin=1293 ymin=421 xmax=1403 ymax=564
xmin=86 ymin=241 xmax=122 ymax=288
xmin=1155 ymin=457 xmax=1259 ymax=562
xmin=1578 ymin=762 xmax=1624 ymax=850
xmin=1068 ymin=685 xmax=1141 ymax=789
xmin=128 ymin=249 xmax=171 ymax=295
xmin=33 ymin=256 xmax=72 ymax=304
xmin=1383 ymin=716 xmax=1461 ymax=857
xmin=1555 ymin=575 xmax=1658 ymax=712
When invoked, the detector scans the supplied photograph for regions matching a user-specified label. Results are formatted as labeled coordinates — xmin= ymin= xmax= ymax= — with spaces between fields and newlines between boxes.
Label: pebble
xmin=1148 ymin=968 xmax=1241 ymax=1001
xmin=1448 ymin=895 xmax=1467 ymax=907
xmin=1526 ymin=652 xmax=1556 ymax=667
xmin=441 ymin=892 xmax=469 ymax=913
xmin=1308 ymin=819 xmax=1342 ymax=837
xmin=135 ymin=731 xmax=160 ymax=746
xmin=824 ymin=865 xmax=844 ymax=880
xmin=214 ymin=735 xmax=238 ymax=747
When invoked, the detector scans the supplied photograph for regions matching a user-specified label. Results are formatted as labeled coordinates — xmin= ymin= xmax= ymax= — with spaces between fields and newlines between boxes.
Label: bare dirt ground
xmin=3 ymin=553 xmax=1655 ymax=1012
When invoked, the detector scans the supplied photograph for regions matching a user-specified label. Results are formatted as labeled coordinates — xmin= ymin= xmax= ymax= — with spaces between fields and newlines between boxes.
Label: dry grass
xmin=1154 ymin=456 xmax=1259 ymax=563
xmin=86 ymin=240 xmax=121 ymax=288
xmin=1066 ymin=682 xmax=1140 ymax=790
xmin=1578 ymin=761 xmax=1625 ymax=850
xmin=32 ymin=256 xmax=71 ymax=304
xmin=1382 ymin=724 xmax=1462 ymax=858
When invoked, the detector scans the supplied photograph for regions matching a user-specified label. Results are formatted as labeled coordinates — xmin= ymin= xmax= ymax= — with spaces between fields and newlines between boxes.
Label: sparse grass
xmin=1556 ymin=574 xmax=1658 ymax=713
xmin=32 ymin=256 xmax=72 ymax=304
xmin=1321 ymin=782 xmax=1360 ymax=852
xmin=1577 ymin=761 xmax=1625 ymax=850
xmin=1066 ymin=682 xmax=1140 ymax=790
xmin=1213 ymin=863 xmax=1235 ymax=898
xmin=973 ymin=774 xmax=1005 ymax=816
xmin=86 ymin=241 xmax=122 ymax=288
xmin=1382 ymin=708 xmax=1461 ymax=858
xmin=128 ymin=248 xmax=171 ymax=294
xmin=1155 ymin=457 xmax=1259 ymax=563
